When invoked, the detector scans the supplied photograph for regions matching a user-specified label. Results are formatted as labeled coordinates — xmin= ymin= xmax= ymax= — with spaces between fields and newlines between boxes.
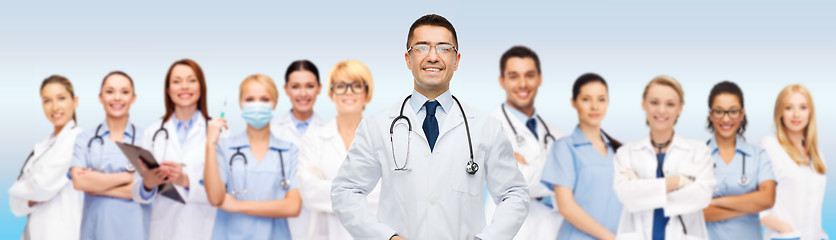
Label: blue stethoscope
xmin=228 ymin=146 xmax=289 ymax=195
xmin=706 ymin=139 xmax=749 ymax=186
xmin=88 ymin=123 xmax=136 ymax=172
xmin=390 ymin=95 xmax=478 ymax=175
xmin=500 ymin=104 xmax=555 ymax=148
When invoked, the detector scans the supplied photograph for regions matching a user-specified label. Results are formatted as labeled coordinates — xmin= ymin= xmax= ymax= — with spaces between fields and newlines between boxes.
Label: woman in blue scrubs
xmin=69 ymin=71 xmax=151 ymax=240
xmin=204 ymin=73 xmax=302 ymax=240
xmin=541 ymin=73 xmax=623 ymax=240
xmin=702 ymin=81 xmax=775 ymax=239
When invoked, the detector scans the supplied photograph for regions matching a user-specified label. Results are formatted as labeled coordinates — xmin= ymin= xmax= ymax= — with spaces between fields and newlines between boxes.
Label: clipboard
xmin=115 ymin=142 xmax=186 ymax=204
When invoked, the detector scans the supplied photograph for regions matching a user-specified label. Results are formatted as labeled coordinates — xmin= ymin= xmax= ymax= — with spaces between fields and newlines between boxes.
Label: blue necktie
xmin=525 ymin=118 xmax=538 ymax=138
xmin=423 ymin=101 xmax=440 ymax=151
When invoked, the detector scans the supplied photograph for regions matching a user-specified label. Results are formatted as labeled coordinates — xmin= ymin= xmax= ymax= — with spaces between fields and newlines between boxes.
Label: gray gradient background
xmin=1 ymin=0 xmax=834 ymax=238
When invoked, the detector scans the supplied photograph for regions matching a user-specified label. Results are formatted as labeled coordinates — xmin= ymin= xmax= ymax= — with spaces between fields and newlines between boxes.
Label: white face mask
xmin=241 ymin=102 xmax=274 ymax=129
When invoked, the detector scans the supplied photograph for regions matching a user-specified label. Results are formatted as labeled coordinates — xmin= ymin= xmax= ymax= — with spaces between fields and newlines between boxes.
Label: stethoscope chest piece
xmin=739 ymin=175 xmax=749 ymax=186
xmin=515 ymin=134 xmax=525 ymax=146
xmin=279 ymin=179 xmax=290 ymax=190
xmin=466 ymin=160 xmax=478 ymax=175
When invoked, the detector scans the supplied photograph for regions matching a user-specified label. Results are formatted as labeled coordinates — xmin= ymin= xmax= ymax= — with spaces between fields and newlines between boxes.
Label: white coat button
xmin=429 ymin=197 xmax=436 ymax=205
xmin=425 ymin=151 xmax=430 ymax=156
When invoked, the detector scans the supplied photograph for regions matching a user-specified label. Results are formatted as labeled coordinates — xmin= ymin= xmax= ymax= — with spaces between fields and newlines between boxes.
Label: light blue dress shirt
xmin=211 ymin=131 xmax=299 ymax=240
xmin=541 ymin=126 xmax=622 ymax=240
xmin=289 ymin=109 xmax=314 ymax=136
xmin=69 ymin=120 xmax=151 ymax=240
xmin=171 ymin=110 xmax=201 ymax=146
xmin=706 ymin=135 xmax=774 ymax=240
xmin=503 ymin=102 xmax=537 ymax=130
xmin=409 ymin=89 xmax=452 ymax=132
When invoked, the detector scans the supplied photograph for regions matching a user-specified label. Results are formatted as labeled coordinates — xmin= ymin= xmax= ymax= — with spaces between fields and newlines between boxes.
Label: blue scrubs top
xmin=212 ymin=131 xmax=299 ymax=240
xmin=706 ymin=136 xmax=774 ymax=240
xmin=69 ymin=121 xmax=151 ymax=240
xmin=541 ymin=126 xmax=622 ymax=240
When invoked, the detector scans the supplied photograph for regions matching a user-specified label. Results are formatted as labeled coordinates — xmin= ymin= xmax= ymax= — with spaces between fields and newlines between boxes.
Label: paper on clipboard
xmin=115 ymin=142 xmax=186 ymax=204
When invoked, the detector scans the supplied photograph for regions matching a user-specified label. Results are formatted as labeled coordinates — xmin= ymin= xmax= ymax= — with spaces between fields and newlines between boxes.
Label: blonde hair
xmin=773 ymin=84 xmax=826 ymax=174
xmin=327 ymin=60 xmax=374 ymax=102
xmin=239 ymin=74 xmax=279 ymax=102
xmin=642 ymin=75 xmax=684 ymax=125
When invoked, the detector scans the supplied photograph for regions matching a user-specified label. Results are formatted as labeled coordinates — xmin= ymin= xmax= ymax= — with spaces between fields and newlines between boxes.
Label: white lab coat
xmin=270 ymin=111 xmax=326 ymax=240
xmin=297 ymin=119 xmax=381 ymax=240
xmin=131 ymin=116 xmax=216 ymax=240
xmin=331 ymin=96 xmax=530 ymax=240
xmin=613 ymin=134 xmax=715 ymax=240
xmin=8 ymin=121 xmax=83 ymax=240
xmin=488 ymin=105 xmax=563 ymax=240
xmin=758 ymin=136 xmax=828 ymax=240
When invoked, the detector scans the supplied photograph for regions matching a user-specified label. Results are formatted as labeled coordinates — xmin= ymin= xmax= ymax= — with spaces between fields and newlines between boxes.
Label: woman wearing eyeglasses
xmin=297 ymin=60 xmax=380 ymax=240
xmin=612 ymin=76 xmax=715 ymax=240
xmin=204 ymin=74 xmax=302 ymax=240
xmin=758 ymin=84 xmax=827 ymax=240
xmin=702 ymin=81 xmax=775 ymax=240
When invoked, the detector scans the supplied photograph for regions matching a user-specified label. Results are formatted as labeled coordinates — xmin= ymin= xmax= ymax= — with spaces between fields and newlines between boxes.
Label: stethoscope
xmin=17 ymin=126 xmax=78 ymax=180
xmin=228 ymin=146 xmax=289 ymax=196
xmin=390 ymin=95 xmax=478 ymax=175
xmin=706 ymin=139 xmax=749 ymax=186
xmin=151 ymin=117 xmax=209 ymax=162
xmin=500 ymin=104 xmax=555 ymax=148
xmin=87 ymin=123 xmax=136 ymax=172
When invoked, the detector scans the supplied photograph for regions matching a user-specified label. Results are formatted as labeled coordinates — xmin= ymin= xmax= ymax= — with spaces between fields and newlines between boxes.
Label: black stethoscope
xmin=500 ymin=104 xmax=555 ymax=148
xmin=151 ymin=117 xmax=209 ymax=160
xmin=17 ymin=126 xmax=78 ymax=180
xmin=706 ymin=139 xmax=748 ymax=186
xmin=390 ymin=95 xmax=478 ymax=175
xmin=88 ymin=123 xmax=136 ymax=171
xmin=228 ymin=146 xmax=289 ymax=195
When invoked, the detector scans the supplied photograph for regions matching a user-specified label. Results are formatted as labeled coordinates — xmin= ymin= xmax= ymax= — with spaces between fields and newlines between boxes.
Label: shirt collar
xmin=289 ymin=109 xmax=314 ymax=127
xmin=172 ymin=110 xmax=201 ymax=129
xmin=707 ymin=135 xmax=753 ymax=156
xmin=503 ymin=103 xmax=536 ymax=124
xmin=569 ymin=125 xmax=611 ymax=147
xmin=409 ymin=89 xmax=453 ymax=115
xmin=634 ymin=133 xmax=689 ymax=152
xmin=100 ymin=120 xmax=135 ymax=139
xmin=228 ymin=130 xmax=293 ymax=151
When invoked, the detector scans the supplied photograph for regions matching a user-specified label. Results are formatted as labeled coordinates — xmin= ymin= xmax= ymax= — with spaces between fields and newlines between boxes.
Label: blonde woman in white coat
xmin=613 ymin=76 xmax=715 ymax=240
xmin=131 ymin=59 xmax=216 ymax=240
xmin=758 ymin=84 xmax=828 ymax=240
xmin=9 ymin=75 xmax=83 ymax=240
xmin=297 ymin=60 xmax=380 ymax=240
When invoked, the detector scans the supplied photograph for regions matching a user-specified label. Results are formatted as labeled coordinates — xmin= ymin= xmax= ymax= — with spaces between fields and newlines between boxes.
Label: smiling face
xmin=99 ymin=74 xmax=135 ymax=118
xmin=642 ymin=84 xmax=683 ymax=131
xmin=41 ymin=82 xmax=78 ymax=128
xmin=284 ymin=70 xmax=321 ymax=114
xmin=500 ymin=57 xmax=541 ymax=113
xmin=572 ymin=81 xmax=609 ymax=128
xmin=330 ymin=74 xmax=368 ymax=115
xmin=404 ymin=25 xmax=460 ymax=94
xmin=168 ymin=64 xmax=201 ymax=110
xmin=781 ymin=92 xmax=810 ymax=135
xmin=709 ymin=93 xmax=745 ymax=139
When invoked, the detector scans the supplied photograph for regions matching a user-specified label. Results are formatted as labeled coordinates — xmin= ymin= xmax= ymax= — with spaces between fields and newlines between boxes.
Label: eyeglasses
xmin=710 ymin=108 xmax=743 ymax=119
xmin=331 ymin=81 xmax=366 ymax=95
xmin=407 ymin=43 xmax=458 ymax=55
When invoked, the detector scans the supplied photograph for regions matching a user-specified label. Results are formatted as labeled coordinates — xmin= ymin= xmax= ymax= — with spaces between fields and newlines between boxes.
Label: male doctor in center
xmin=488 ymin=45 xmax=563 ymax=240
xmin=331 ymin=14 xmax=530 ymax=240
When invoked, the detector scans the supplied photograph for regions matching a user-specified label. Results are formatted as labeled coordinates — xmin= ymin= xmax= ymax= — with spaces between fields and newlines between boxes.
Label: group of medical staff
xmin=7 ymin=14 xmax=828 ymax=240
